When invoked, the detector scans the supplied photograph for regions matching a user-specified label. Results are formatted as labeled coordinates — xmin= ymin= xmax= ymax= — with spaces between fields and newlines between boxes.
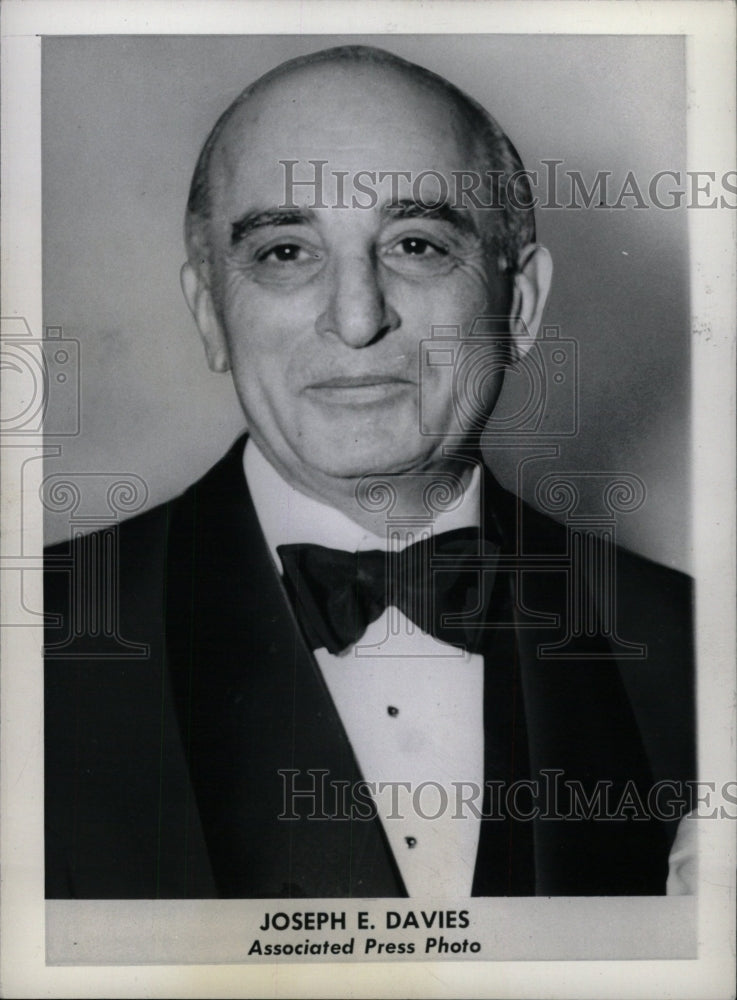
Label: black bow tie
xmin=277 ymin=527 xmax=499 ymax=655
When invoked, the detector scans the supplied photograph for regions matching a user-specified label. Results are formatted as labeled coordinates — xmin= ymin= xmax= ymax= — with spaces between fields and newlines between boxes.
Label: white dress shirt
xmin=244 ymin=439 xmax=485 ymax=897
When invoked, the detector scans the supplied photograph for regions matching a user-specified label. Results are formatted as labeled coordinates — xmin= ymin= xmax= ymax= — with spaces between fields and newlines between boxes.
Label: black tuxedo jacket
xmin=45 ymin=436 xmax=695 ymax=899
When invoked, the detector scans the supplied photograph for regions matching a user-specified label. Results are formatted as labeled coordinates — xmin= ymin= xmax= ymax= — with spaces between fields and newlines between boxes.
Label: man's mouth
xmin=308 ymin=374 xmax=413 ymax=389
xmin=304 ymin=373 xmax=415 ymax=404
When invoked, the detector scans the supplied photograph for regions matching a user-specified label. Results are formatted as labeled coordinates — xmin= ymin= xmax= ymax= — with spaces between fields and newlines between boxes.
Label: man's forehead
xmin=208 ymin=59 xmax=478 ymax=206
xmin=221 ymin=57 xmax=454 ymax=135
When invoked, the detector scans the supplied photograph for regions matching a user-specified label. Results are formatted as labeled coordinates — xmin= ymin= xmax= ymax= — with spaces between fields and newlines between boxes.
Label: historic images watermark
xmin=277 ymin=769 xmax=735 ymax=823
xmin=278 ymin=159 xmax=737 ymax=212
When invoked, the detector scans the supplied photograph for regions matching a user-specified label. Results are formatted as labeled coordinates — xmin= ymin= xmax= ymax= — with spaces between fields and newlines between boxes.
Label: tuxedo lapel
xmin=472 ymin=566 xmax=536 ymax=895
xmin=165 ymin=436 xmax=405 ymax=898
xmin=514 ymin=571 xmax=668 ymax=895
xmin=480 ymin=469 xmax=668 ymax=895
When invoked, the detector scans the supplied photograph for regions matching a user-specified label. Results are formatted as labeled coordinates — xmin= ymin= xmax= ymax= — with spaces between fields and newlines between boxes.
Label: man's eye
xmin=381 ymin=234 xmax=454 ymax=276
xmin=258 ymin=243 xmax=315 ymax=263
xmin=394 ymin=237 xmax=446 ymax=257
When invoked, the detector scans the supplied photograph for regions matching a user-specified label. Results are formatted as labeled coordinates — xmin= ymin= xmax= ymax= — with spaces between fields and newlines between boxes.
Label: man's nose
xmin=315 ymin=255 xmax=400 ymax=347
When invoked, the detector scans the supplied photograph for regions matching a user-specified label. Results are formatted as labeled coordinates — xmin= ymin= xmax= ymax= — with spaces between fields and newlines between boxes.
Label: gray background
xmin=42 ymin=34 xmax=690 ymax=570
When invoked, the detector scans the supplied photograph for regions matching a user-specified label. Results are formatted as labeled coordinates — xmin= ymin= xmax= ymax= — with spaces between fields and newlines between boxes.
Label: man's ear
xmin=180 ymin=262 xmax=231 ymax=373
xmin=508 ymin=244 xmax=553 ymax=360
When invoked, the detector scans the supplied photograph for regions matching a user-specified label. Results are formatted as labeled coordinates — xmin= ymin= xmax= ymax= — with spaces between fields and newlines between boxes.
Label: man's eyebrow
xmin=381 ymin=199 xmax=480 ymax=237
xmin=230 ymin=207 xmax=315 ymax=246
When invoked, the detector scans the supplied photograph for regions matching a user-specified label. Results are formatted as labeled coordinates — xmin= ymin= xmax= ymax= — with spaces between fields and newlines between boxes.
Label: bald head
xmin=184 ymin=45 xmax=536 ymax=276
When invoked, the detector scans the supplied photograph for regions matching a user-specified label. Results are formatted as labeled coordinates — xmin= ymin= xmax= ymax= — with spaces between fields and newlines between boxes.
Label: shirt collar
xmin=244 ymin=438 xmax=481 ymax=572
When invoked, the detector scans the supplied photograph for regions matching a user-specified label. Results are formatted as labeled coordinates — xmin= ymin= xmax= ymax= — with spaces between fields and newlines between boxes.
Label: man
xmin=44 ymin=45 xmax=694 ymax=899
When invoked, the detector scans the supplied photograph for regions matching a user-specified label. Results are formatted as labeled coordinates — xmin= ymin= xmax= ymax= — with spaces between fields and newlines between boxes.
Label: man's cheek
xmin=420 ymin=368 xmax=460 ymax=434
xmin=458 ymin=258 xmax=495 ymax=296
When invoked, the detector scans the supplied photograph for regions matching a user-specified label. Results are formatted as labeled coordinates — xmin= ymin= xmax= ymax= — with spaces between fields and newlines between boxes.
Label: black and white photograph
xmin=1 ymin=2 xmax=735 ymax=998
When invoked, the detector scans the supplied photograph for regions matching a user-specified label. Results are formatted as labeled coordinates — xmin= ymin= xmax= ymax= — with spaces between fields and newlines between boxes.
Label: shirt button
xmin=387 ymin=705 xmax=399 ymax=717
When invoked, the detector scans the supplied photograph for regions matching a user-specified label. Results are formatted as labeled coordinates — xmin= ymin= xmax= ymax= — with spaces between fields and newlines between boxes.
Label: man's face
xmin=202 ymin=63 xmax=512 ymax=494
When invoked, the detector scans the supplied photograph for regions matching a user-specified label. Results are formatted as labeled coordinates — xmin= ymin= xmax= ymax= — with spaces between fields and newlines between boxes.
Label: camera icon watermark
xmin=0 ymin=318 xmax=80 ymax=436
xmin=419 ymin=319 xmax=578 ymax=440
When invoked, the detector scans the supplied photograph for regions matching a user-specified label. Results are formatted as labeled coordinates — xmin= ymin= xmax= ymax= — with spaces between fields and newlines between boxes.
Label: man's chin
xmin=298 ymin=441 xmax=438 ymax=482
